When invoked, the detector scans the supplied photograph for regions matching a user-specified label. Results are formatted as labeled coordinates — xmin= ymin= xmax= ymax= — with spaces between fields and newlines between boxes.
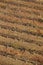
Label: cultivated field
xmin=0 ymin=0 xmax=43 ymax=65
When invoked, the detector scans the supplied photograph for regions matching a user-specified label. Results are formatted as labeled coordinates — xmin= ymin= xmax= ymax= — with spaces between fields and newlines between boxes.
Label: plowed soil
xmin=0 ymin=0 xmax=43 ymax=65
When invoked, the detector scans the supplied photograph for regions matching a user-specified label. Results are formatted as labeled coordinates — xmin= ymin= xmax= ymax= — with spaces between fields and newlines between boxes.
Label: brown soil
xmin=0 ymin=0 xmax=43 ymax=65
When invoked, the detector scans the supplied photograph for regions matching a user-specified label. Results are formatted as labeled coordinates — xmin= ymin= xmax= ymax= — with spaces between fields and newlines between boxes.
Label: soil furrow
xmin=21 ymin=0 xmax=43 ymax=5
xmin=0 ymin=2 xmax=43 ymax=17
xmin=0 ymin=28 xmax=43 ymax=46
xmin=0 ymin=6 xmax=43 ymax=23
xmin=0 ymin=45 xmax=43 ymax=64
xmin=0 ymin=11 xmax=43 ymax=29
xmin=0 ymin=0 xmax=43 ymax=11
xmin=0 ymin=20 xmax=43 ymax=38
xmin=0 ymin=0 xmax=43 ymax=65
xmin=0 ymin=36 xmax=43 ymax=52
xmin=0 ymin=55 xmax=32 ymax=65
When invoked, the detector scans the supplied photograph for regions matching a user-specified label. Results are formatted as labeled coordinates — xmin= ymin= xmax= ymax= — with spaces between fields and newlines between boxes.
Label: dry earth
xmin=0 ymin=0 xmax=43 ymax=65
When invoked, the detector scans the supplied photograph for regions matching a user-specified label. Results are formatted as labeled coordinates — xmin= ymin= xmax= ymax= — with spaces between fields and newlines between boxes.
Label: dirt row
xmin=21 ymin=0 xmax=43 ymax=4
xmin=1 ymin=1 xmax=43 ymax=25
xmin=0 ymin=45 xmax=43 ymax=64
xmin=0 ymin=55 xmax=33 ymax=65
xmin=0 ymin=11 xmax=43 ymax=29
xmin=0 ymin=0 xmax=43 ymax=11
xmin=0 ymin=35 xmax=43 ymax=53
xmin=0 ymin=0 xmax=43 ymax=65
xmin=0 ymin=19 xmax=43 ymax=38
xmin=0 ymin=27 xmax=43 ymax=45
xmin=0 ymin=3 xmax=43 ymax=22
xmin=0 ymin=2 xmax=43 ymax=17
